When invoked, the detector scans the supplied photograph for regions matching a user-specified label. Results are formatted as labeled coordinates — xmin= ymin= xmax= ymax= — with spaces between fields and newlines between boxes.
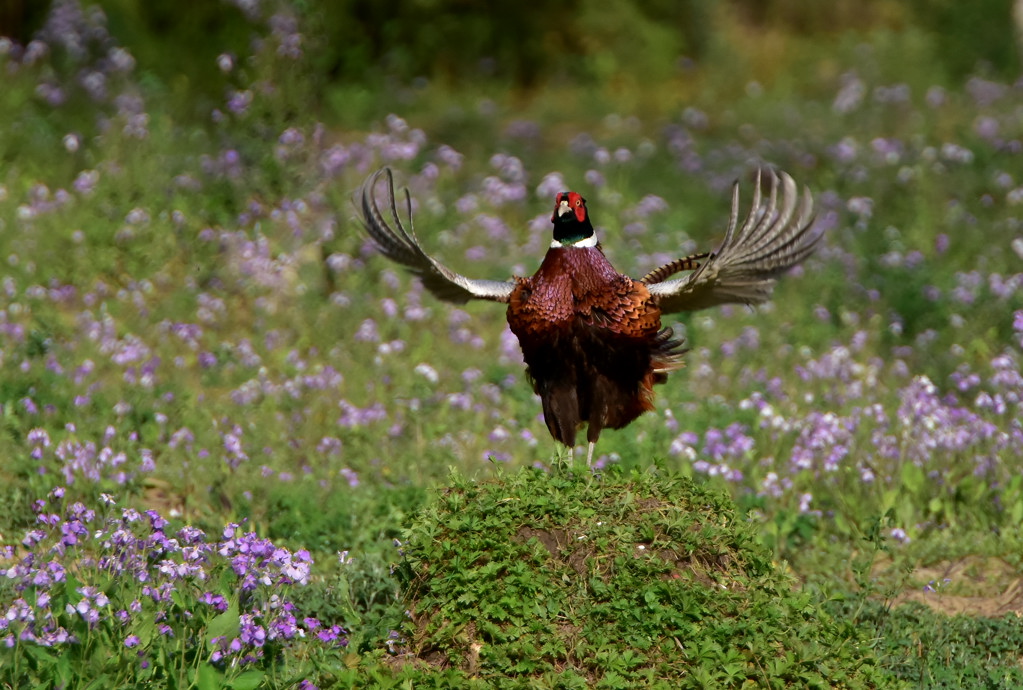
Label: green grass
xmin=389 ymin=465 xmax=889 ymax=687
xmin=831 ymin=601 xmax=1023 ymax=688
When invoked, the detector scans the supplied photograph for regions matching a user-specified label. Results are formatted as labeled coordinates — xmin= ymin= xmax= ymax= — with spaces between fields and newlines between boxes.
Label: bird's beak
xmin=557 ymin=200 xmax=572 ymax=217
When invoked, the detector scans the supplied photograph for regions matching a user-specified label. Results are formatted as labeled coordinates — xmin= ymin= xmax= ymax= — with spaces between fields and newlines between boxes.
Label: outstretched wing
xmin=646 ymin=168 xmax=817 ymax=314
xmin=356 ymin=168 xmax=515 ymax=304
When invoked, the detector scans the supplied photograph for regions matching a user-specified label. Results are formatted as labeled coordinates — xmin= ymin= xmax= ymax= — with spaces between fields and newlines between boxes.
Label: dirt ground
xmin=879 ymin=556 xmax=1023 ymax=618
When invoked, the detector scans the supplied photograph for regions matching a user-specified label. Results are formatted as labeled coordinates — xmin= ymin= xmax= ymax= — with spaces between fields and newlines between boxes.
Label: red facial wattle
xmin=552 ymin=191 xmax=587 ymax=223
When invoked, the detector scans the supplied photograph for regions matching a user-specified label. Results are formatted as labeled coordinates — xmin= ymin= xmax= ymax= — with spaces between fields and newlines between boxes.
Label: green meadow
xmin=2 ymin=1 xmax=1023 ymax=686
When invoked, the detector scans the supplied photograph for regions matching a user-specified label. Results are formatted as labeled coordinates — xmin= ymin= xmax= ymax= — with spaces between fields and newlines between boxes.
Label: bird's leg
xmin=550 ymin=444 xmax=572 ymax=473
xmin=585 ymin=424 xmax=602 ymax=471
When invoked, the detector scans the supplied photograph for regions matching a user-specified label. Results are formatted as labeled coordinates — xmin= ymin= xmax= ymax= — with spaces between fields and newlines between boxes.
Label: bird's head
xmin=550 ymin=191 xmax=595 ymax=246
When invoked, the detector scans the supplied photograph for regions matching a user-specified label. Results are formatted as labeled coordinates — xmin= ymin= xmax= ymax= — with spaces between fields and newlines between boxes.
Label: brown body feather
xmin=507 ymin=246 xmax=684 ymax=447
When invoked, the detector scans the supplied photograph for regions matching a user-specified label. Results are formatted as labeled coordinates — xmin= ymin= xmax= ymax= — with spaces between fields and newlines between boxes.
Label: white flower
xmin=414 ymin=363 xmax=439 ymax=384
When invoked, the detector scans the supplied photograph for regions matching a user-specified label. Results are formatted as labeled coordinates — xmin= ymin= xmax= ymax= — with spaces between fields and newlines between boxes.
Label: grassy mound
xmin=390 ymin=466 xmax=889 ymax=688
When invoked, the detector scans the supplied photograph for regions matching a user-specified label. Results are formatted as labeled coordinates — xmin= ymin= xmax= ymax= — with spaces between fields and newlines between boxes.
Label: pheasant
xmin=357 ymin=167 xmax=817 ymax=465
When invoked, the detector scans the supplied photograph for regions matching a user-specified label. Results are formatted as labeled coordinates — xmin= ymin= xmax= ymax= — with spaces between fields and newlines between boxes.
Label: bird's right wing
xmin=356 ymin=168 xmax=515 ymax=304
xmin=647 ymin=169 xmax=817 ymax=314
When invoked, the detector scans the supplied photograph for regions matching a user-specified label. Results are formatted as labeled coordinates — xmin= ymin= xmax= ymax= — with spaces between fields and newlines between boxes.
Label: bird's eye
xmin=575 ymin=199 xmax=582 ymax=206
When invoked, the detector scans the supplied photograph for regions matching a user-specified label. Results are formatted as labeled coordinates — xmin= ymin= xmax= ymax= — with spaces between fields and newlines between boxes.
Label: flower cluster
xmin=1 ymin=490 xmax=344 ymax=668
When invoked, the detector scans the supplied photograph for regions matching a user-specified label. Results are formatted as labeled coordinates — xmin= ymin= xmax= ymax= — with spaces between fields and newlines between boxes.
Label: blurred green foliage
xmin=4 ymin=0 xmax=1017 ymax=112
xmin=908 ymin=0 xmax=1020 ymax=81
xmin=78 ymin=0 xmax=717 ymax=103
xmin=100 ymin=1 xmax=256 ymax=115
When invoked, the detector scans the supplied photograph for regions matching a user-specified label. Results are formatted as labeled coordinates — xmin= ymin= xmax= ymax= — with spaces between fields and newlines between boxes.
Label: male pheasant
xmin=357 ymin=168 xmax=817 ymax=465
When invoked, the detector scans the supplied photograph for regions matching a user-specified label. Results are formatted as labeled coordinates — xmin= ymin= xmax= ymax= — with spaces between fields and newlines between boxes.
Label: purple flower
xmin=145 ymin=511 xmax=169 ymax=531
xmin=888 ymin=528 xmax=911 ymax=544
xmin=339 ymin=468 xmax=359 ymax=488
xmin=315 ymin=625 xmax=345 ymax=646
xmin=536 ymin=172 xmax=566 ymax=199
xmin=354 ymin=319 xmax=379 ymax=342
xmin=631 ymin=194 xmax=668 ymax=218
xmin=436 ymin=145 xmax=463 ymax=169
xmin=27 ymin=429 xmax=51 ymax=447
xmin=798 ymin=493 xmax=814 ymax=514
xmin=239 ymin=615 xmax=266 ymax=647
xmin=226 ymin=90 xmax=253 ymax=116
xmin=73 ymin=168 xmax=98 ymax=193
xmin=833 ymin=72 xmax=864 ymax=113
xmin=47 ymin=561 xmax=66 ymax=582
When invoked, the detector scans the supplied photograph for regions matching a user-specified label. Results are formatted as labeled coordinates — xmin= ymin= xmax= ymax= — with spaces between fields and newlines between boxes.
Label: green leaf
xmin=196 ymin=663 xmax=223 ymax=690
xmin=1011 ymin=500 xmax=1023 ymax=525
xmin=207 ymin=600 xmax=241 ymax=644
xmin=83 ymin=674 xmax=111 ymax=690
xmin=901 ymin=463 xmax=925 ymax=494
xmin=231 ymin=670 xmax=265 ymax=690
xmin=23 ymin=644 xmax=56 ymax=666
xmin=56 ymin=652 xmax=72 ymax=686
xmin=135 ymin=615 xmax=158 ymax=647
xmin=335 ymin=572 xmax=363 ymax=627
xmin=880 ymin=488 xmax=900 ymax=514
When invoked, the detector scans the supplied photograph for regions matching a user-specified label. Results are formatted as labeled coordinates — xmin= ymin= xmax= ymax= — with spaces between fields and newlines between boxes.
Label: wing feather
xmin=355 ymin=168 xmax=514 ymax=304
xmin=647 ymin=168 xmax=818 ymax=313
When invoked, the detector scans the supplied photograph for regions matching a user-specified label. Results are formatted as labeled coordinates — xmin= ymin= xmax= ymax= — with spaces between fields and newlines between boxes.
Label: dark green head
xmin=551 ymin=191 xmax=595 ymax=246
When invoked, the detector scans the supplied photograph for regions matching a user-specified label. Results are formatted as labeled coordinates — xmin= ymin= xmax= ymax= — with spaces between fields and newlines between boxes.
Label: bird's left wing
xmin=356 ymin=168 xmax=515 ymax=304
xmin=646 ymin=168 xmax=818 ymax=314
